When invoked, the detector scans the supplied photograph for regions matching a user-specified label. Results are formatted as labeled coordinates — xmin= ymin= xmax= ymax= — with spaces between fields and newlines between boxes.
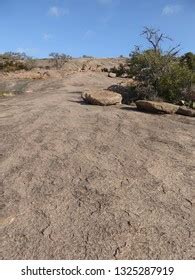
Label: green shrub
xmin=0 ymin=59 xmax=27 ymax=72
xmin=0 ymin=52 xmax=35 ymax=72
xmin=180 ymin=52 xmax=195 ymax=71
xmin=157 ymin=62 xmax=192 ymax=102
xmin=128 ymin=49 xmax=192 ymax=102
xmin=191 ymin=72 xmax=195 ymax=84
xmin=101 ymin=67 xmax=109 ymax=72
xmin=123 ymin=27 xmax=194 ymax=103
xmin=110 ymin=63 xmax=127 ymax=77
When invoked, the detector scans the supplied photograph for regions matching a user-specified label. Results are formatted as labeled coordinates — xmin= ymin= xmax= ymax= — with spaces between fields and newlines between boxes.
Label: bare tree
xmin=141 ymin=27 xmax=180 ymax=55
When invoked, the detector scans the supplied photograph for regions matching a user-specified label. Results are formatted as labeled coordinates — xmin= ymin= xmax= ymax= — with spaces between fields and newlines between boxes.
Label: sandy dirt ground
xmin=0 ymin=71 xmax=194 ymax=259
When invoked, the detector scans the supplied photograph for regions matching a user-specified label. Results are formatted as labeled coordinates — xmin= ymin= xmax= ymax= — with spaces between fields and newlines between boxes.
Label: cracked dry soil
xmin=0 ymin=72 xmax=194 ymax=259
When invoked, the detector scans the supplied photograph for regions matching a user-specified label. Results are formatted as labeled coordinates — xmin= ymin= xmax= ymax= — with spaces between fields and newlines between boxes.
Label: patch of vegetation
xmin=49 ymin=52 xmax=72 ymax=69
xmin=157 ymin=62 xmax=192 ymax=102
xmin=110 ymin=63 xmax=129 ymax=77
xmin=101 ymin=67 xmax=109 ymax=72
xmin=126 ymin=27 xmax=193 ymax=103
xmin=0 ymin=52 xmax=35 ymax=72
xmin=180 ymin=52 xmax=195 ymax=85
xmin=180 ymin=52 xmax=195 ymax=71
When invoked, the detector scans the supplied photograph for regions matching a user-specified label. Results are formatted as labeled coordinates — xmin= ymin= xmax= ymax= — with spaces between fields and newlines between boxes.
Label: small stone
xmin=108 ymin=72 xmax=117 ymax=78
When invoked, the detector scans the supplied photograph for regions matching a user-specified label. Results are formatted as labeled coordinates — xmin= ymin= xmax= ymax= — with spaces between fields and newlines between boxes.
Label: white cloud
xmin=48 ymin=6 xmax=69 ymax=17
xmin=162 ymin=4 xmax=182 ymax=16
xmin=43 ymin=33 xmax=53 ymax=40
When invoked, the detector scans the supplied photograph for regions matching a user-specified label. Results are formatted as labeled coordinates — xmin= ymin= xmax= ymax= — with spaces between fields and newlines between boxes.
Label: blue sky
xmin=0 ymin=0 xmax=194 ymax=58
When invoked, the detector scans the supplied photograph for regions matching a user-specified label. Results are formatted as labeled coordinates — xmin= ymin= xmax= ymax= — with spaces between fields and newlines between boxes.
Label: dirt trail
xmin=0 ymin=72 xmax=194 ymax=259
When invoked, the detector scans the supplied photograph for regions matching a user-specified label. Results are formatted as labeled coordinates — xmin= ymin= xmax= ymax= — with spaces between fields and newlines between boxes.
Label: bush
xmin=157 ymin=62 xmax=192 ymax=102
xmin=0 ymin=58 xmax=26 ymax=72
xmin=101 ymin=67 xmax=109 ymax=72
xmin=180 ymin=52 xmax=195 ymax=71
xmin=192 ymin=73 xmax=195 ymax=84
xmin=49 ymin=52 xmax=72 ymax=69
xmin=128 ymin=50 xmax=192 ymax=102
xmin=126 ymin=28 xmax=193 ymax=103
xmin=0 ymin=52 xmax=35 ymax=72
xmin=110 ymin=63 xmax=127 ymax=77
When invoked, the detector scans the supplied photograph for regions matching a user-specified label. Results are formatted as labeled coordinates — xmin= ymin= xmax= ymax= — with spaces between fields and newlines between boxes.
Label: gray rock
xmin=108 ymin=72 xmax=117 ymax=78
xmin=81 ymin=90 xmax=122 ymax=106
xmin=136 ymin=100 xmax=179 ymax=114
xmin=176 ymin=106 xmax=195 ymax=117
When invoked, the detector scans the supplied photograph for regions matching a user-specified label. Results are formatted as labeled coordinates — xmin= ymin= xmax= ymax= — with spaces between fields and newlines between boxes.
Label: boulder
xmin=135 ymin=100 xmax=179 ymax=114
xmin=81 ymin=90 xmax=122 ymax=106
xmin=176 ymin=106 xmax=195 ymax=117
xmin=108 ymin=72 xmax=117 ymax=78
